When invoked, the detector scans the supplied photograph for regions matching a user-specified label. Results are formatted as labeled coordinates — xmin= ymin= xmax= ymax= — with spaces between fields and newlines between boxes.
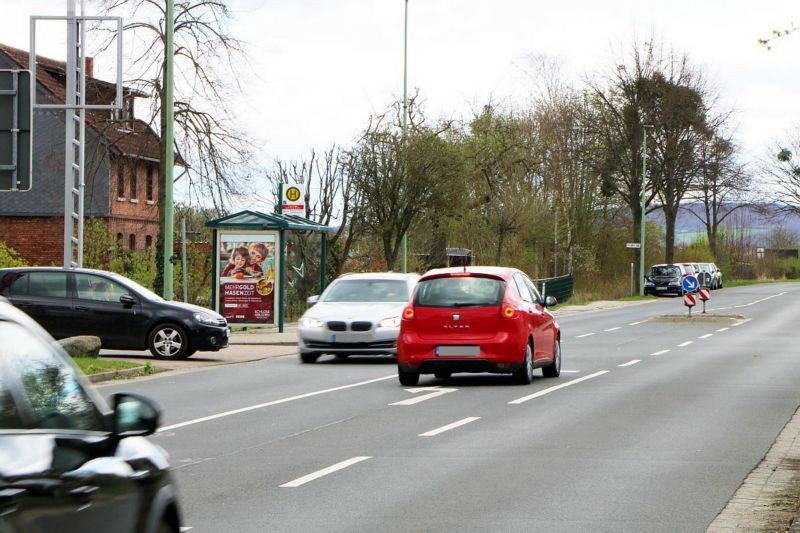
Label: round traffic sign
xmin=682 ymin=275 xmax=699 ymax=293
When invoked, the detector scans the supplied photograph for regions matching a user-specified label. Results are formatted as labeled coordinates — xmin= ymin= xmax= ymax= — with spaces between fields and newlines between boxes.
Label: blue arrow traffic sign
xmin=682 ymin=275 xmax=699 ymax=293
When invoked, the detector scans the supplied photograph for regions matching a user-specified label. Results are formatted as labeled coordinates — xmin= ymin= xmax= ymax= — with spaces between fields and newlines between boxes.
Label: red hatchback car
xmin=397 ymin=266 xmax=561 ymax=386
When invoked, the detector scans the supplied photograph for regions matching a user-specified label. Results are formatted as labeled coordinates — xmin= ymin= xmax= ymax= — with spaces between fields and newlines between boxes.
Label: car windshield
xmin=322 ymin=279 xmax=409 ymax=303
xmin=651 ymin=266 xmax=681 ymax=277
xmin=415 ymin=276 xmax=505 ymax=307
xmin=108 ymin=273 xmax=164 ymax=302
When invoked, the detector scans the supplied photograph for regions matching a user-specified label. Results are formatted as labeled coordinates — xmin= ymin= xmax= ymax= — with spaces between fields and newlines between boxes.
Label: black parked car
xmin=0 ymin=267 xmax=228 ymax=359
xmin=0 ymin=299 xmax=182 ymax=532
xmin=643 ymin=263 xmax=687 ymax=296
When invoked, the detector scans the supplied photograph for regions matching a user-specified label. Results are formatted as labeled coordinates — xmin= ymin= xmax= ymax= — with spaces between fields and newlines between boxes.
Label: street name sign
xmin=626 ymin=243 xmax=641 ymax=249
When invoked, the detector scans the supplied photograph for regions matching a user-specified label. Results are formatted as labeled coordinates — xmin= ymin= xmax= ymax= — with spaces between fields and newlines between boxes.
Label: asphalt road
xmin=100 ymin=283 xmax=800 ymax=532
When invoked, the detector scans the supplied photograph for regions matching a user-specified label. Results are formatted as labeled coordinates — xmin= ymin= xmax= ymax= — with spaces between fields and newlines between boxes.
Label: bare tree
xmin=93 ymin=0 xmax=253 ymax=291
xmin=685 ymin=134 xmax=750 ymax=256
xmin=763 ymin=134 xmax=800 ymax=216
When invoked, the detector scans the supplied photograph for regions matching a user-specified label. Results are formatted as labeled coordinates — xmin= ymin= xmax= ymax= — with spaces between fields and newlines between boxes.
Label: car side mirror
xmin=112 ymin=393 xmax=160 ymax=437
xmin=544 ymin=296 xmax=558 ymax=307
xmin=307 ymin=295 xmax=319 ymax=305
xmin=119 ymin=294 xmax=137 ymax=306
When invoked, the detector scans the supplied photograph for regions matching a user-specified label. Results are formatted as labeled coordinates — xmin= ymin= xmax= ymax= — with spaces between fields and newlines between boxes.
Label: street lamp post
xmin=639 ymin=124 xmax=653 ymax=296
xmin=400 ymin=0 xmax=409 ymax=273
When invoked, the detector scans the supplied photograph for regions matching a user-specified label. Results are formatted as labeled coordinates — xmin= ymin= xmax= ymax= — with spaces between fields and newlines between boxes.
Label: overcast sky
xmin=3 ymin=0 xmax=799 ymax=203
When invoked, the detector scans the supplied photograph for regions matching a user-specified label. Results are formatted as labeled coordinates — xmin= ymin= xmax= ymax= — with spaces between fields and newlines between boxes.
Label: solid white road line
xmin=508 ymin=371 xmax=609 ymax=405
xmin=280 ymin=457 xmax=372 ymax=488
xmin=180 ymin=528 xmax=193 ymax=532
xmin=419 ymin=417 xmax=480 ymax=437
xmin=628 ymin=321 xmax=643 ymax=326
xmin=698 ymin=334 xmax=713 ymax=339
xmin=650 ymin=349 xmax=670 ymax=356
xmin=678 ymin=341 xmax=693 ymax=347
xmin=159 ymin=375 xmax=397 ymax=432
xmin=561 ymin=370 xmax=581 ymax=373
xmin=618 ymin=360 xmax=641 ymax=367
xmin=604 ymin=327 xmax=622 ymax=332
xmin=716 ymin=327 xmax=729 ymax=332
xmin=576 ymin=333 xmax=596 ymax=338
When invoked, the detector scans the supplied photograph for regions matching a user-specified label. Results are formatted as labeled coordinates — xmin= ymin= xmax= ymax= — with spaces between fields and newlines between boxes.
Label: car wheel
xmin=148 ymin=323 xmax=190 ymax=359
xmin=300 ymin=352 xmax=319 ymax=364
xmin=398 ymin=366 xmax=420 ymax=386
xmin=542 ymin=340 xmax=561 ymax=378
xmin=434 ymin=371 xmax=451 ymax=379
xmin=512 ymin=342 xmax=534 ymax=385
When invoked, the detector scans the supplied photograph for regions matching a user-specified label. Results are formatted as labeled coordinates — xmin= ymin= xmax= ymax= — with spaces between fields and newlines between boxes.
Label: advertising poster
xmin=219 ymin=233 xmax=277 ymax=324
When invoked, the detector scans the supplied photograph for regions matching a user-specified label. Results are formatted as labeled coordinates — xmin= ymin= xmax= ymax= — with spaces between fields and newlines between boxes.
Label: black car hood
xmin=158 ymin=300 xmax=224 ymax=320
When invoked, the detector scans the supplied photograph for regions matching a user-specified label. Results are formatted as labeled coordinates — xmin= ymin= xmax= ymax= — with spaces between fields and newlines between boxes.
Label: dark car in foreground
xmin=0 ymin=299 xmax=182 ymax=532
xmin=0 ymin=267 xmax=228 ymax=359
xmin=397 ymin=266 xmax=561 ymax=386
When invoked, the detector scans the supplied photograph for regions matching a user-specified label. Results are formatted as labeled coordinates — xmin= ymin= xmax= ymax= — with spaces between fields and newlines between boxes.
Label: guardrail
xmin=535 ymin=274 xmax=573 ymax=304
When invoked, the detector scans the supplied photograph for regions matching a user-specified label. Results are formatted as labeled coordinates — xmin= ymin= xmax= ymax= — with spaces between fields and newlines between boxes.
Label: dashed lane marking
xmin=716 ymin=327 xmax=729 ymax=332
xmin=280 ymin=457 xmax=372 ymax=488
xmin=698 ymin=334 xmax=713 ymax=339
xmin=508 ymin=371 xmax=609 ymax=405
xmin=419 ymin=417 xmax=480 ymax=437
xmin=604 ymin=327 xmax=622 ymax=332
xmin=651 ymin=349 xmax=670 ymax=356
xmin=678 ymin=341 xmax=693 ymax=347
xmin=618 ymin=360 xmax=641 ymax=367
xmin=576 ymin=333 xmax=596 ymax=338
xmin=628 ymin=321 xmax=643 ymax=326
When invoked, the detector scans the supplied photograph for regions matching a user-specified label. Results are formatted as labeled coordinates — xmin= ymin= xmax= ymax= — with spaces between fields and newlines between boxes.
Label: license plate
xmin=656 ymin=286 xmax=667 ymax=290
xmin=436 ymin=345 xmax=480 ymax=356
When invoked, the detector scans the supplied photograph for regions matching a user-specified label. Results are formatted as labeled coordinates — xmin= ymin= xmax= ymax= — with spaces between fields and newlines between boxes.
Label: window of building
xmin=146 ymin=165 xmax=154 ymax=202
xmin=145 ymin=235 xmax=153 ymax=248
xmin=129 ymin=234 xmax=136 ymax=250
xmin=116 ymin=233 xmax=123 ymax=248
xmin=117 ymin=160 xmax=125 ymax=198
xmin=129 ymin=162 xmax=137 ymax=200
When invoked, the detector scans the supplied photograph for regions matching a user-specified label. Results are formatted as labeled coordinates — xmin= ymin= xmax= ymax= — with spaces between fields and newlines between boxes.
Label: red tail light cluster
xmin=501 ymin=304 xmax=517 ymax=319
xmin=403 ymin=306 xmax=415 ymax=320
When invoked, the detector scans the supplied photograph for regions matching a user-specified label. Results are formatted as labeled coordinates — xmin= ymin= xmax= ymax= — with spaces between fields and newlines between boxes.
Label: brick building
xmin=0 ymin=43 xmax=175 ymax=265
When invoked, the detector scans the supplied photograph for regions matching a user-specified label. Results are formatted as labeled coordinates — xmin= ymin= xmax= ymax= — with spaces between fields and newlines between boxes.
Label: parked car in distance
xmin=0 ymin=267 xmax=229 ymax=359
xmin=297 ymin=272 xmax=421 ymax=363
xmin=644 ymin=264 xmax=685 ymax=296
xmin=0 ymin=299 xmax=183 ymax=532
xmin=396 ymin=266 xmax=561 ymax=386
xmin=710 ymin=262 xmax=723 ymax=289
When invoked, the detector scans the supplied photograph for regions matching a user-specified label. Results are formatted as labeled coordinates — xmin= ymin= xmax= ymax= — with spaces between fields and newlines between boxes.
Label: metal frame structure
xmin=0 ymin=69 xmax=32 ymax=191
xmin=30 ymin=0 xmax=122 ymax=268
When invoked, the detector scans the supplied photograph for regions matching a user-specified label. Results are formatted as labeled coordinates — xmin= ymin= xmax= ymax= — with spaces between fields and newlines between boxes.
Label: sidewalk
xmin=229 ymin=324 xmax=298 ymax=345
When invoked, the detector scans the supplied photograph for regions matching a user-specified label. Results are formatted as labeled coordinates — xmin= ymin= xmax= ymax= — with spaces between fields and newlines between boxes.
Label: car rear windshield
xmin=415 ymin=276 xmax=505 ymax=308
xmin=651 ymin=266 xmax=681 ymax=277
xmin=322 ymin=279 xmax=409 ymax=303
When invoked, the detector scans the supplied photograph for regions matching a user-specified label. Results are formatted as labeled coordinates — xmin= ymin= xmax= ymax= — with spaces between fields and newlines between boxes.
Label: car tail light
xmin=403 ymin=306 xmax=415 ymax=320
xmin=501 ymin=304 xmax=517 ymax=319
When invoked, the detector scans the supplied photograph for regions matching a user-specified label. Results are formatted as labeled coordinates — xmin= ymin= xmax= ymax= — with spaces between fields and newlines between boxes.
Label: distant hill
xmin=646 ymin=203 xmax=800 ymax=246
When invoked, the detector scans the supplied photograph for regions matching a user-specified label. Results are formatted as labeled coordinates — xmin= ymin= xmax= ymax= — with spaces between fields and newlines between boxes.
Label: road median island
xmin=651 ymin=314 xmax=746 ymax=324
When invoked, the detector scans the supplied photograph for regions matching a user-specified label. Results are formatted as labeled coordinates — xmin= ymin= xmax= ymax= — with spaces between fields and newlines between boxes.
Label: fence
xmin=534 ymin=274 xmax=573 ymax=304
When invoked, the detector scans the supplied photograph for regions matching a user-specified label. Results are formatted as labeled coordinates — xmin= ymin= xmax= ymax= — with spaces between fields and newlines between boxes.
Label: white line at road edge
xmin=158 ymin=375 xmax=397 ymax=432
xmin=678 ymin=341 xmax=693 ymax=347
xmin=618 ymin=360 xmax=641 ymax=367
xmin=280 ymin=456 xmax=371 ymax=488
xmin=420 ymin=417 xmax=480 ymax=437
xmin=508 ymin=371 xmax=609 ymax=405
xmin=650 ymin=349 xmax=670 ymax=356
xmin=576 ymin=333 xmax=595 ymax=338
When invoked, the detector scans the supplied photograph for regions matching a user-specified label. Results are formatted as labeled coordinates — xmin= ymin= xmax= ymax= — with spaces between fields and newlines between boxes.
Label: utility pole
xmin=639 ymin=124 xmax=653 ymax=296
xmin=400 ymin=0 xmax=408 ymax=273
xmin=163 ymin=0 xmax=175 ymax=298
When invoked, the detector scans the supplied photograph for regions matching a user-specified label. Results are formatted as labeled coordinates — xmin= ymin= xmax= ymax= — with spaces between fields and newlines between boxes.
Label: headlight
xmin=194 ymin=312 xmax=220 ymax=326
xmin=379 ymin=316 xmax=401 ymax=328
xmin=669 ymin=281 xmax=680 ymax=286
xmin=300 ymin=317 xmax=324 ymax=328
xmin=644 ymin=281 xmax=654 ymax=286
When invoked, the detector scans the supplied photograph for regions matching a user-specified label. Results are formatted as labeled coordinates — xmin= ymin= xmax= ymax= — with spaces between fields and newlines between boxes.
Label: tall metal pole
xmin=639 ymin=125 xmax=652 ymax=296
xmin=400 ymin=0 xmax=408 ymax=273
xmin=63 ymin=0 xmax=77 ymax=267
xmin=163 ymin=0 xmax=175 ymax=298
xmin=181 ymin=218 xmax=188 ymax=303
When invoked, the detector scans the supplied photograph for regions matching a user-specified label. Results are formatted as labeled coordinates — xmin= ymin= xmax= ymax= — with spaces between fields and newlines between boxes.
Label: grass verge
xmin=73 ymin=357 xmax=144 ymax=376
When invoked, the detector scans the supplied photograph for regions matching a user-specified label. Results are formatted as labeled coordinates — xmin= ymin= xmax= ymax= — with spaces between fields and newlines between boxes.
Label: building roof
xmin=0 ymin=42 xmax=183 ymax=166
xmin=205 ymin=210 xmax=334 ymax=232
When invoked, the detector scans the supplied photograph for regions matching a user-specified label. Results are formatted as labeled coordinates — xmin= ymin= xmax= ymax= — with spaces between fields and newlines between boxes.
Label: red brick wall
xmin=0 ymin=216 xmax=66 ymax=266
xmin=109 ymin=156 xmax=160 ymax=251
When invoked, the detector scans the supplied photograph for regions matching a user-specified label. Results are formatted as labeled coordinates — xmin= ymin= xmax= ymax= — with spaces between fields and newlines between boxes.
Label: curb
xmin=88 ymin=365 xmax=151 ymax=383
xmin=229 ymin=340 xmax=296 ymax=346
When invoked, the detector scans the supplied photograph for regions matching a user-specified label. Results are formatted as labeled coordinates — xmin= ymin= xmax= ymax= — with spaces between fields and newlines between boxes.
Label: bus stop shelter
xmin=205 ymin=210 xmax=333 ymax=332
